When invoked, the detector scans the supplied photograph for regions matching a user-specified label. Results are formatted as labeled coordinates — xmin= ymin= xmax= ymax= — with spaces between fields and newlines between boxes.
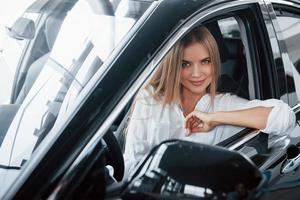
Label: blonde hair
xmin=147 ymin=26 xmax=220 ymax=105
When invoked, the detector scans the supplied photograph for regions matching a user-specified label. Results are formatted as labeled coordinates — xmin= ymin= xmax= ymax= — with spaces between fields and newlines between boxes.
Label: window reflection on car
xmin=0 ymin=0 xmax=152 ymax=196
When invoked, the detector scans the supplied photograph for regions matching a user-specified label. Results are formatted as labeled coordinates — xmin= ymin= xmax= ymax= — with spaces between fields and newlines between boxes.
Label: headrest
xmin=224 ymin=38 xmax=244 ymax=59
xmin=205 ymin=21 xmax=229 ymax=62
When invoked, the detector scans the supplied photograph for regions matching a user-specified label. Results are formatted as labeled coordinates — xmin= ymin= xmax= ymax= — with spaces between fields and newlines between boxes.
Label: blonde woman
xmin=124 ymin=26 xmax=295 ymax=176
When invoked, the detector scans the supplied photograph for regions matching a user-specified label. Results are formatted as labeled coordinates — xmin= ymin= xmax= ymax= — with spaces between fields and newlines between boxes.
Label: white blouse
xmin=124 ymin=88 xmax=296 ymax=176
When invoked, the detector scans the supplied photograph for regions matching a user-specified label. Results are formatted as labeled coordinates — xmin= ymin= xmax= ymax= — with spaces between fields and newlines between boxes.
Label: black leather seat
xmin=205 ymin=22 xmax=249 ymax=99
xmin=218 ymin=38 xmax=249 ymax=99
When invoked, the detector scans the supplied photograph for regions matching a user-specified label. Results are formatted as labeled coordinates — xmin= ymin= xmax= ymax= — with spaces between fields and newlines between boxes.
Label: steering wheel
xmin=103 ymin=128 xmax=124 ymax=181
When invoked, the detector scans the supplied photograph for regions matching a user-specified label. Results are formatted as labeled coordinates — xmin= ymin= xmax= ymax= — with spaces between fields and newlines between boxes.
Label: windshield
xmin=0 ymin=0 xmax=152 ymax=196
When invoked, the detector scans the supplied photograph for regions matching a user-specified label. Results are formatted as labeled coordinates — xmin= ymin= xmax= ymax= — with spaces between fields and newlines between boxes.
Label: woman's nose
xmin=191 ymin=65 xmax=201 ymax=77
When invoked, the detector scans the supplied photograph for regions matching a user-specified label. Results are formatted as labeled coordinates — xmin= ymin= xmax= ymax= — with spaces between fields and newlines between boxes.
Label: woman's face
xmin=180 ymin=42 xmax=212 ymax=97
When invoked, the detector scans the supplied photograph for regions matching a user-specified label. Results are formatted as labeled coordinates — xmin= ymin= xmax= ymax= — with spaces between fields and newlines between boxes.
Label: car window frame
xmin=117 ymin=2 xmax=272 ymax=155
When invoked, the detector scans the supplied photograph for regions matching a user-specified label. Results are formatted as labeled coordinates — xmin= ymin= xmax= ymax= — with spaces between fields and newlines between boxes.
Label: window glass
xmin=0 ymin=20 xmax=30 ymax=104
xmin=218 ymin=17 xmax=241 ymax=39
xmin=0 ymin=0 xmax=38 ymax=102
xmin=0 ymin=4 xmax=52 ymax=104
xmin=0 ymin=0 xmax=152 ymax=195
xmin=276 ymin=11 xmax=300 ymax=104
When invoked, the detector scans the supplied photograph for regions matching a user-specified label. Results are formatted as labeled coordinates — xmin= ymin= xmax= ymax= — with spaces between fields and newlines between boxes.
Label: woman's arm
xmin=185 ymin=107 xmax=272 ymax=135
xmin=185 ymin=95 xmax=295 ymax=136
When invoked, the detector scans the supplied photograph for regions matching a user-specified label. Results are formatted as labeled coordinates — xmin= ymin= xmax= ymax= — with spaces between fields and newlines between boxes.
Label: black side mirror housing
xmin=123 ymin=140 xmax=263 ymax=199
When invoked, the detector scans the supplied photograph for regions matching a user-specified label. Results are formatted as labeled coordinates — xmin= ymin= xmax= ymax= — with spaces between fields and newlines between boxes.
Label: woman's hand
xmin=185 ymin=111 xmax=216 ymax=136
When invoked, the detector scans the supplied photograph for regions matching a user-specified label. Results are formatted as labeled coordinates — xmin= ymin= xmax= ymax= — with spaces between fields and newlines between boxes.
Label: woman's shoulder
xmin=214 ymin=93 xmax=248 ymax=102
xmin=135 ymin=86 xmax=159 ymax=105
xmin=212 ymin=93 xmax=249 ymax=111
xmin=131 ymin=86 xmax=166 ymax=119
xmin=212 ymin=93 xmax=234 ymax=104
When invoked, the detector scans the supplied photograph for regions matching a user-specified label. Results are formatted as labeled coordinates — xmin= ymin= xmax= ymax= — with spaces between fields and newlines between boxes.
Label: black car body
xmin=0 ymin=0 xmax=300 ymax=199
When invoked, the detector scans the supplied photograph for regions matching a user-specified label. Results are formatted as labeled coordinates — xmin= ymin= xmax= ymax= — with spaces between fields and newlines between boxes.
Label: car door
xmin=251 ymin=1 xmax=300 ymax=199
xmin=217 ymin=1 xmax=300 ymax=199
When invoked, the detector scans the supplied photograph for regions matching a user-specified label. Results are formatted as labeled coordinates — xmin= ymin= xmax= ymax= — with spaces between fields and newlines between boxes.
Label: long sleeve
xmin=227 ymin=94 xmax=296 ymax=135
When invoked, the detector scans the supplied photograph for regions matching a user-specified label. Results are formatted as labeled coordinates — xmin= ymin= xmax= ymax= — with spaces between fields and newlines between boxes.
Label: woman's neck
xmin=180 ymin=89 xmax=205 ymax=115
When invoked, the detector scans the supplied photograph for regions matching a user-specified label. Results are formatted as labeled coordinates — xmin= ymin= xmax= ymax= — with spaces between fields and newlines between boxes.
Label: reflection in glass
xmin=276 ymin=15 xmax=300 ymax=103
xmin=0 ymin=1 xmax=152 ymax=194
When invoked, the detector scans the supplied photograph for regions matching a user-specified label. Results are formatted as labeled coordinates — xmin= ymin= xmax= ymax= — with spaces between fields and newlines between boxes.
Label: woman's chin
xmin=188 ymin=88 xmax=207 ymax=96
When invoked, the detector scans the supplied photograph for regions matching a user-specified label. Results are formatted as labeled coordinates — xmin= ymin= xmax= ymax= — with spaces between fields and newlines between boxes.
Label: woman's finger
xmin=185 ymin=113 xmax=194 ymax=125
xmin=185 ymin=117 xmax=191 ymax=129
xmin=186 ymin=115 xmax=197 ymax=127
xmin=191 ymin=120 xmax=198 ymax=129
xmin=191 ymin=127 xmax=204 ymax=133
xmin=198 ymin=121 xmax=204 ymax=128
xmin=185 ymin=118 xmax=193 ymax=135
xmin=191 ymin=118 xmax=201 ymax=129
xmin=189 ymin=122 xmax=204 ymax=132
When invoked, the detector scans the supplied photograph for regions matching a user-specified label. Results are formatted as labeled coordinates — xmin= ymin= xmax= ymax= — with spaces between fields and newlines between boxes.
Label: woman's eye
xmin=202 ymin=59 xmax=211 ymax=65
xmin=182 ymin=62 xmax=190 ymax=68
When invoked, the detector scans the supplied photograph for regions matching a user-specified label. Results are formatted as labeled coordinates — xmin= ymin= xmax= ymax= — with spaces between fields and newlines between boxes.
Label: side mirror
xmin=123 ymin=140 xmax=264 ymax=199
xmin=6 ymin=17 xmax=35 ymax=40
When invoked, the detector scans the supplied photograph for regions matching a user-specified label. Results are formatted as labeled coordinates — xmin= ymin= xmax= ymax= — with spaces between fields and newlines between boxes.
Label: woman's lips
xmin=190 ymin=79 xmax=205 ymax=86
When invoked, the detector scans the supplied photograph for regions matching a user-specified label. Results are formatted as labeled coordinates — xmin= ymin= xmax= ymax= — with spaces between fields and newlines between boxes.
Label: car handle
xmin=281 ymin=155 xmax=300 ymax=174
xmin=281 ymin=145 xmax=300 ymax=174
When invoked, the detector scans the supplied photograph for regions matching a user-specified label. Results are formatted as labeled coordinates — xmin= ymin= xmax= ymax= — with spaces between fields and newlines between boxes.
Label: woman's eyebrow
xmin=182 ymin=57 xmax=210 ymax=62
xmin=201 ymin=57 xmax=211 ymax=61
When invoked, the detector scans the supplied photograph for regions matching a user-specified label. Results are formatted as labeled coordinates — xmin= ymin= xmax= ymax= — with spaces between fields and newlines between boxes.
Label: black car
xmin=1 ymin=0 xmax=300 ymax=199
